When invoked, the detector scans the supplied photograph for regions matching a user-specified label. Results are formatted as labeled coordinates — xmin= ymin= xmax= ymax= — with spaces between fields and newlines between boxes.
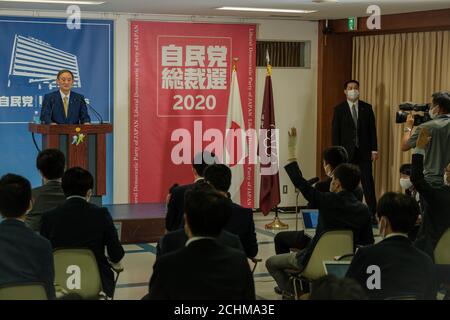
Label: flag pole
xmin=263 ymin=51 xmax=288 ymax=230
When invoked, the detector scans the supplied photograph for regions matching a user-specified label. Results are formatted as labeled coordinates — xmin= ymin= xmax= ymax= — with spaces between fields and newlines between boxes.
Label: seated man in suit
xmin=148 ymin=184 xmax=255 ymax=300
xmin=40 ymin=69 xmax=91 ymax=124
xmin=157 ymin=183 xmax=244 ymax=257
xmin=40 ymin=167 xmax=124 ymax=298
xmin=266 ymin=128 xmax=374 ymax=299
xmin=165 ymin=151 xmax=215 ymax=232
xmin=204 ymin=164 xmax=258 ymax=258
xmin=0 ymin=174 xmax=55 ymax=299
xmin=274 ymin=146 xmax=364 ymax=256
xmin=346 ymin=192 xmax=437 ymax=300
xmin=410 ymin=127 xmax=450 ymax=259
xmin=25 ymin=148 xmax=66 ymax=232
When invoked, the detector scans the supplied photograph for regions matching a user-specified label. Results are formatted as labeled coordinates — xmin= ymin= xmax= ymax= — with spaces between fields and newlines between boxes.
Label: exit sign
xmin=348 ymin=17 xmax=357 ymax=31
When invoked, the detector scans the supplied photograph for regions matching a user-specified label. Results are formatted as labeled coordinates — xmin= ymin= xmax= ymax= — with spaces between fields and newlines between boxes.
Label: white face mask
xmin=329 ymin=179 xmax=337 ymax=193
xmin=429 ymin=106 xmax=439 ymax=120
xmin=346 ymin=89 xmax=359 ymax=100
xmin=400 ymin=178 xmax=413 ymax=190
xmin=324 ymin=164 xmax=333 ymax=178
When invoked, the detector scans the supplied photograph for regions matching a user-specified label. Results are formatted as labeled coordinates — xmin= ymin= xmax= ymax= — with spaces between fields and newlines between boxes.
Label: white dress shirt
xmin=60 ymin=90 xmax=71 ymax=102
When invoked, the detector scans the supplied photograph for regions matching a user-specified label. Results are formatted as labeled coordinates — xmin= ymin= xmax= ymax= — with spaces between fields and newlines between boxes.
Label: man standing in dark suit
xmin=165 ymin=151 xmax=215 ymax=232
xmin=0 ymin=174 xmax=55 ymax=299
xmin=40 ymin=167 xmax=124 ymax=298
xmin=332 ymin=80 xmax=378 ymax=221
xmin=148 ymin=184 xmax=255 ymax=300
xmin=204 ymin=164 xmax=258 ymax=258
xmin=346 ymin=192 xmax=437 ymax=300
xmin=25 ymin=149 xmax=66 ymax=232
xmin=40 ymin=69 xmax=91 ymax=124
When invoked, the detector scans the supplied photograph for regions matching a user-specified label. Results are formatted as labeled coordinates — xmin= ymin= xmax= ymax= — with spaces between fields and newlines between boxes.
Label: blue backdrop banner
xmin=0 ymin=16 xmax=114 ymax=203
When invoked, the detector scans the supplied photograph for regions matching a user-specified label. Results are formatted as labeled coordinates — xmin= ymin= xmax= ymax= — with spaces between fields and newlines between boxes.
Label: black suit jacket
xmin=332 ymin=100 xmax=378 ymax=161
xmin=0 ymin=219 xmax=55 ymax=299
xmin=410 ymin=153 xmax=450 ymax=259
xmin=310 ymin=178 xmax=364 ymax=208
xmin=40 ymin=198 xmax=124 ymax=296
xmin=285 ymin=161 xmax=374 ymax=267
xmin=346 ymin=235 xmax=437 ymax=299
xmin=25 ymin=180 xmax=66 ymax=232
xmin=148 ymin=239 xmax=255 ymax=300
xmin=165 ymin=180 xmax=203 ymax=232
xmin=157 ymin=229 xmax=244 ymax=257
xmin=40 ymin=90 xmax=91 ymax=124
xmin=224 ymin=203 xmax=258 ymax=258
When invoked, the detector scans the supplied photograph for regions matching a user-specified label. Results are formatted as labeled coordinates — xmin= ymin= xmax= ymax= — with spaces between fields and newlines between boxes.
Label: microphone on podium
xmin=84 ymin=99 xmax=104 ymax=124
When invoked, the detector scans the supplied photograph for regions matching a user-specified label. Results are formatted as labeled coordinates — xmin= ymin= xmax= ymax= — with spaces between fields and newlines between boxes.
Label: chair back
xmin=434 ymin=228 xmax=450 ymax=265
xmin=53 ymin=248 xmax=103 ymax=300
xmin=0 ymin=282 xmax=48 ymax=300
xmin=302 ymin=230 xmax=354 ymax=280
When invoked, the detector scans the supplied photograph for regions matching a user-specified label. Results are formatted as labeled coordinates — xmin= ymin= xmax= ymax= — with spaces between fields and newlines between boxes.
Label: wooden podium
xmin=28 ymin=123 xmax=113 ymax=196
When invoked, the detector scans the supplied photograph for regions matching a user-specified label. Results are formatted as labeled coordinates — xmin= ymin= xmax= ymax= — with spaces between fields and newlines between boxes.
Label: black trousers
xmin=274 ymin=231 xmax=311 ymax=255
xmin=350 ymin=148 xmax=377 ymax=218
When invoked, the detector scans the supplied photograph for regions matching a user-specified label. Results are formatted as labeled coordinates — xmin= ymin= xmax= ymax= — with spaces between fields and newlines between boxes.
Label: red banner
xmin=130 ymin=21 xmax=256 ymax=207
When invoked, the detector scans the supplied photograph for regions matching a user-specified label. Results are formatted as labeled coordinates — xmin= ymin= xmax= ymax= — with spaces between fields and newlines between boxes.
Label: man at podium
xmin=40 ymin=69 xmax=91 ymax=124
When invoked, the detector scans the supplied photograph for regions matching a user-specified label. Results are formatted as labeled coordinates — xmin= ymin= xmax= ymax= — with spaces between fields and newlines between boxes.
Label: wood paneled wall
xmin=316 ymin=9 xmax=450 ymax=177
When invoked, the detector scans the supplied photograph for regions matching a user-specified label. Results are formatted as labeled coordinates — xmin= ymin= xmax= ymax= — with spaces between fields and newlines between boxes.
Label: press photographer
xmin=401 ymin=91 xmax=450 ymax=186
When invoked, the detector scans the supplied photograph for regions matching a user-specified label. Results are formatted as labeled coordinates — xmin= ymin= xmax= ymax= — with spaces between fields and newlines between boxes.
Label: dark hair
xmin=399 ymin=164 xmax=411 ymax=176
xmin=57 ymin=69 xmax=74 ymax=80
xmin=333 ymin=163 xmax=361 ymax=191
xmin=344 ymin=80 xmax=360 ymax=89
xmin=322 ymin=146 xmax=349 ymax=170
xmin=376 ymin=192 xmax=419 ymax=233
xmin=184 ymin=183 xmax=232 ymax=237
xmin=432 ymin=91 xmax=450 ymax=113
xmin=192 ymin=151 xmax=216 ymax=177
xmin=62 ymin=167 xmax=94 ymax=197
xmin=0 ymin=174 xmax=32 ymax=218
xmin=310 ymin=275 xmax=368 ymax=300
xmin=36 ymin=149 xmax=65 ymax=180
xmin=204 ymin=164 xmax=231 ymax=193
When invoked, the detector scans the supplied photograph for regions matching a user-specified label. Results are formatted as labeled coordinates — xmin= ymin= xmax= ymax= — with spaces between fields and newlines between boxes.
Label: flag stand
xmin=265 ymin=207 xmax=289 ymax=230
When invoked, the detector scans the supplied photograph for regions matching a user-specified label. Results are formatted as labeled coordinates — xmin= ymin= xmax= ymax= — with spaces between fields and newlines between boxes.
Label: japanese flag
xmin=224 ymin=67 xmax=247 ymax=205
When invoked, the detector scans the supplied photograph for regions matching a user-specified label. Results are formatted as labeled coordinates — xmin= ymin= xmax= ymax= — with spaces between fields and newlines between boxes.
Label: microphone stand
xmin=85 ymin=101 xmax=104 ymax=124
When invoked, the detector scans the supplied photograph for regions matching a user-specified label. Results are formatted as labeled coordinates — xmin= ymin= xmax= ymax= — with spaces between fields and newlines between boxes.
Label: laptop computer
xmin=301 ymin=209 xmax=319 ymax=238
xmin=322 ymin=261 xmax=351 ymax=279
xmin=302 ymin=209 xmax=319 ymax=231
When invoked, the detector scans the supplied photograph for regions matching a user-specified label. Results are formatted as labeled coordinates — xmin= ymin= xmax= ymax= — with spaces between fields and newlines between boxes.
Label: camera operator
xmin=401 ymin=91 xmax=450 ymax=187
xmin=410 ymin=127 xmax=450 ymax=260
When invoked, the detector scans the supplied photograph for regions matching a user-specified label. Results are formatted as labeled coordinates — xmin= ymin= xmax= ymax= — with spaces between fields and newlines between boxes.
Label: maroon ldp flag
xmin=259 ymin=70 xmax=280 ymax=215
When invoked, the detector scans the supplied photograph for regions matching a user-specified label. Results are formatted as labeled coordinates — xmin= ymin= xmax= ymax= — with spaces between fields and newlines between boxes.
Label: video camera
xmin=396 ymin=103 xmax=431 ymax=126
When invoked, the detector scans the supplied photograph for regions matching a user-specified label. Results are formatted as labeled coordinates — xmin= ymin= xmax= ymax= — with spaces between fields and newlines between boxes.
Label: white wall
xmin=254 ymin=20 xmax=318 ymax=208
xmin=1 ymin=10 xmax=318 ymax=207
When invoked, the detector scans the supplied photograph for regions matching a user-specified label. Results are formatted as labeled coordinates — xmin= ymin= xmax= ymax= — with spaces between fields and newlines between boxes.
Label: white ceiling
xmin=0 ymin=0 xmax=450 ymax=20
